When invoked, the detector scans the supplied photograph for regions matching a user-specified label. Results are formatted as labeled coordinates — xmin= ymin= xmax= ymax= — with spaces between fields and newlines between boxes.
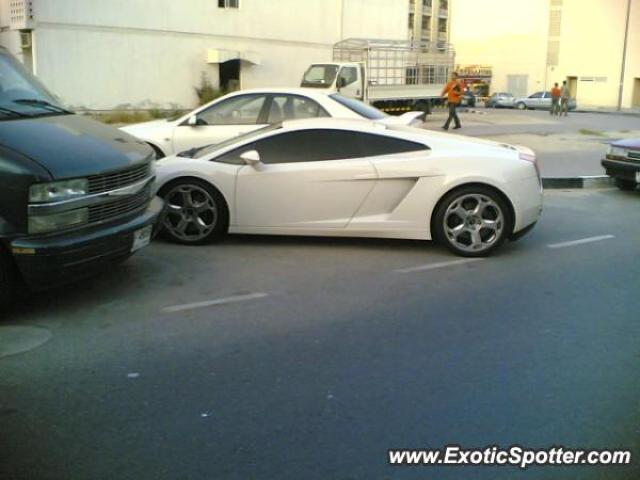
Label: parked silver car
xmin=514 ymin=91 xmax=577 ymax=111
xmin=485 ymin=92 xmax=515 ymax=108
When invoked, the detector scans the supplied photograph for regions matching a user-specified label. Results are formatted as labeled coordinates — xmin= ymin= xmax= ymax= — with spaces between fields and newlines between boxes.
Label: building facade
xmin=408 ymin=0 xmax=451 ymax=47
xmin=450 ymin=0 xmax=640 ymax=109
xmin=0 ymin=0 xmax=409 ymax=110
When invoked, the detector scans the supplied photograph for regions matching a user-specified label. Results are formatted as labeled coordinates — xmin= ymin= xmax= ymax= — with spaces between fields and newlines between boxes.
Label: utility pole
xmin=617 ymin=0 xmax=632 ymax=111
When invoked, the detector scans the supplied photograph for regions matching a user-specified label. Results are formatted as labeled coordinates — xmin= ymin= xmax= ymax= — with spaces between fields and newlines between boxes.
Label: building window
xmin=438 ymin=19 xmax=447 ymax=33
xmin=422 ymin=15 xmax=431 ymax=36
xmin=218 ymin=0 xmax=239 ymax=8
xmin=423 ymin=0 xmax=433 ymax=8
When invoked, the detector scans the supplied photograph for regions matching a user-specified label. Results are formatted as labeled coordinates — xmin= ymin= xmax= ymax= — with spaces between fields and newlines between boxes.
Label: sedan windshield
xmin=329 ymin=94 xmax=388 ymax=120
xmin=0 ymin=51 xmax=70 ymax=119
xmin=301 ymin=65 xmax=339 ymax=88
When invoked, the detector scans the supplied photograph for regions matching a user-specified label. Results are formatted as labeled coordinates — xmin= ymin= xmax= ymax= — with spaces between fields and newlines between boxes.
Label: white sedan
xmin=121 ymin=88 xmax=422 ymax=158
xmin=153 ymin=118 xmax=543 ymax=256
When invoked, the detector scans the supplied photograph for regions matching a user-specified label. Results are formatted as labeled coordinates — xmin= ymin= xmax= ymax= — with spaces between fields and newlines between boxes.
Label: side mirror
xmin=188 ymin=115 xmax=198 ymax=126
xmin=240 ymin=150 xmax=261 ymax=166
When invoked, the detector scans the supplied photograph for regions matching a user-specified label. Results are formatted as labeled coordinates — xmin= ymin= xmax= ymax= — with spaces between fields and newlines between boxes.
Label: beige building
xmin=409 ymin=0 xmax=451 ymax=47
xmin=450 ymin=0 xmax=640 ymax=109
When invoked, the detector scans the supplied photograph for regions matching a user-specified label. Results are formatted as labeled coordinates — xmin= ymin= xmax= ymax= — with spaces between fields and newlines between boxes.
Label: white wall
xmin=4 ymin=0 xmax=408 ymax=110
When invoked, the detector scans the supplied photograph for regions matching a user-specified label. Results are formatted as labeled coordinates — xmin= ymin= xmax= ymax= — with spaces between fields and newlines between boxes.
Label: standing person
xmin=441 ymin=72 xmax=463 ymax=130
xmin=550 ymin=82 xmax=561 ymax=116
xmin=560 ymin=80 xmax=571 ymax=116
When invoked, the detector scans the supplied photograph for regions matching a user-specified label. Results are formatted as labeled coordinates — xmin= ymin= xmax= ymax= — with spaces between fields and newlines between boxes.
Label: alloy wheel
xmin=443 ymin=193 xmax=505 ymax=254
xmin=163 ymin=184 xmax=218 ymax=243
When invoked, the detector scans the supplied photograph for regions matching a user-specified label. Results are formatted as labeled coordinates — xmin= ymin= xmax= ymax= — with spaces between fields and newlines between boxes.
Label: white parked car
xmin=121 ymin=88 xmax=423 ymax=158
xmin=153 ymin=118 xmax=542 ymax=256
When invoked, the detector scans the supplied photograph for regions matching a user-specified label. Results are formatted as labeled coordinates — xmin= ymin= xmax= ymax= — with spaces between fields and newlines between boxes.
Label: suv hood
xmin=0 ymin=114 xmax=152 ymax=179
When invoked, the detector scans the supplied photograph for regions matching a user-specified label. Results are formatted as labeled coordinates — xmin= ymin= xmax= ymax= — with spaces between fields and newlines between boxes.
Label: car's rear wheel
xmin=0 ymin=246 xmax=15 ymax=310
xmin=516 ymin=102 xmax=527 ymax=110
xmin=433 ymin=186 xmax=511 ymax=257
xmin=159 ymin=179 xmax=229 ymax=245
xmin=615 ymin=178 xmax=637 ymax=191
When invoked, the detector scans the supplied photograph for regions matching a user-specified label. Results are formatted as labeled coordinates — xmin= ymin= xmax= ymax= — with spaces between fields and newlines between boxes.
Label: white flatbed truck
xmin=301 ymin=38 xmax=455 ymax=114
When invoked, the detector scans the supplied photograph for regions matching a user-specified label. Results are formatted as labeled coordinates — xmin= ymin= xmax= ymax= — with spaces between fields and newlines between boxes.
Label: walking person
xmin=560 ymin=80 xmax=571 ymax=116
xmin=441 ymin=72 xmax=463 ymax=130
xmin=550 ymin=82 xmax=561 ymax=116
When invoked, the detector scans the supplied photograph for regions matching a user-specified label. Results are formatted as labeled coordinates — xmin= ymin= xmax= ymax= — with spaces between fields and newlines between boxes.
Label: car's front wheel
xmin=433 ymin=186 xmax=512 ymax=257
xmin=159 ymin=179 xmax=229 ymax=245
xmin=615 ymin=178 xmax=637 ymax=191
xmin=516 ymin=102 xmax=527 ymax=110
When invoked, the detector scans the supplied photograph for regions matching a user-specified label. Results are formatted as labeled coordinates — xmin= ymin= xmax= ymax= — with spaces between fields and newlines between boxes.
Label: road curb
xmin=542 ymin=175 xmax=614 ymax=189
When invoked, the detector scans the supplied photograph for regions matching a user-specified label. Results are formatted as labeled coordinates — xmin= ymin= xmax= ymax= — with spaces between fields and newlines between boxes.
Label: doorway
xmin=219 ymin=59 xmax=240 ymax=92
xmin=633 ymin=78 xmax=640 ymax=107
xmin=567 ymin=76 xmax=578 ymax=98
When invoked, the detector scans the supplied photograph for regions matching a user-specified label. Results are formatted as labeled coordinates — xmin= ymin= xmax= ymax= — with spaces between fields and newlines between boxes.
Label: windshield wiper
xmin=0 ymin=106 xmax=31 ymax=118
xmin=13 ymin=99 xmax=73 ymax=114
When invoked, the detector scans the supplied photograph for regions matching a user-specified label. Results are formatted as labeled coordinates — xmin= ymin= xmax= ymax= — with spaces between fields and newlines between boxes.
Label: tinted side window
xmin=198 ymin=94 xmax=267 ymax=125
xmin=254 ymin=130 xmax=362 ymax=164
xmin=530 ymin=92 xmax=543 ymax=99
xmin=357 ymin=133 xmax=427 ymax=157
xmin=268 ymin=95 xmax=329 ymax=123
xmin=215 ymin=143 xmax=255 ymax=165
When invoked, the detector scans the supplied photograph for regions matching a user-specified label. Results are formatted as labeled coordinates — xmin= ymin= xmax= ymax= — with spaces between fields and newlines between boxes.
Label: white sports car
xmin=121 ymin=88 xmax=423 ymax=158
xmin=153 ymin=118 xmax=543 ymax=256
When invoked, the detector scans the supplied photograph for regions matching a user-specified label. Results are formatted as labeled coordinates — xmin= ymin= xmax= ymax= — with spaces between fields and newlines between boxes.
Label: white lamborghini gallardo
xmin=153 ymin=118 xmax=543 ymax=256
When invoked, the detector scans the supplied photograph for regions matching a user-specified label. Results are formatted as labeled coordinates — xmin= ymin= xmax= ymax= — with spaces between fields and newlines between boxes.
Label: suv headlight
xmin=607 ymin=146 xmax=627 ymax=158
xmin=29 ymin=178 xmax=88 ymax=203
xmin=29 ymin=208 xmax=89 ymax=234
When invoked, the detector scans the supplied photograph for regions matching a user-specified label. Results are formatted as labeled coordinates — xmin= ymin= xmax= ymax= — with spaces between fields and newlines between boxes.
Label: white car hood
xmin=120 ymin=118 xmax=173 ymax=134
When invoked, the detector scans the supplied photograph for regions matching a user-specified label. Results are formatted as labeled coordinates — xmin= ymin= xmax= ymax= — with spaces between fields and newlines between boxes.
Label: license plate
xmin=131 ymin=225 xmax=153 ymax=252
xmin=636 ymin=171 xmax=640 ymax=183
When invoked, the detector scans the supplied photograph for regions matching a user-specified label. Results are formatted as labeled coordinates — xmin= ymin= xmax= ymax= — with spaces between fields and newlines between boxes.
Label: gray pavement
xmin=424 ymin=108 xmax=640 ymax=178
xmin=1 ymin=188 xmax=639 ymax=480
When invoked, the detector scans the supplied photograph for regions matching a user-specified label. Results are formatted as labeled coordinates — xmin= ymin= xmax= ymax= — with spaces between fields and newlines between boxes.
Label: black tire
xmin=0 ymin=246 xmax=15 ymax=310
xmin=158 ymin=178 xmax=229 ymax=245
xmin=516 ymin=102 xmax=527 ymax=110
xmin=615 ymin=178 xmax=637 ymax=191
xmin=147 ymin=143 xmax=165 ymax=160
xmin=432 ymin=185 xmax=513 ymax=257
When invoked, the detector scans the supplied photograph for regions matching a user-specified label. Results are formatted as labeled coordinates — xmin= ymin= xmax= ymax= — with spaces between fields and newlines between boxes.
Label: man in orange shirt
xmin=550 ymin=82 xmax=561 ymax=116
xmin=441 ymin=72 xmax=464 ymax=130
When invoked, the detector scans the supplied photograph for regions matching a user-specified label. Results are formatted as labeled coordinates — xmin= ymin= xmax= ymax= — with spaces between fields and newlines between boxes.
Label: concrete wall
xmin=1 ymin=0 xmax=408 ymax=110
xmin=451 ymin=0 xmax=640 ymax=108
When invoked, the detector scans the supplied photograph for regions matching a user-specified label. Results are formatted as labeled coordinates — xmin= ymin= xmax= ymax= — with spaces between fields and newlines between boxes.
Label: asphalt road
xmin=425 ymin=109 xmax=640 ymax=178
xmin=1 ymin=188 xmax=639 ymax=480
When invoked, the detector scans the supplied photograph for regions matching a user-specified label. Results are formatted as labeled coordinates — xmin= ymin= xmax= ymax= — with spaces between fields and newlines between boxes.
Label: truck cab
xmin=301 ymin=63 xmax=364 ymax=100
xmin=0 ymin=47 xmax=164 ymax=309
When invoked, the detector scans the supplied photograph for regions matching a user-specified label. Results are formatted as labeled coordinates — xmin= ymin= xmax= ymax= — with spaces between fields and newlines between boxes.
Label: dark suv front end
xmin=0 ymin=47 xmax=164 ymax=306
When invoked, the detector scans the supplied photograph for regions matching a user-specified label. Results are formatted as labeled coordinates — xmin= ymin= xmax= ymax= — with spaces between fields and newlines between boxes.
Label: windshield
xmin=301 ymin=64 xmax=339 ymax=88
xmin=0 ymin=51 xmax=69 ymax=119
xmin=329 ymin=94 xmax=388 ymax=120
xmin=190 ymin=124 xmax=282 ymax=159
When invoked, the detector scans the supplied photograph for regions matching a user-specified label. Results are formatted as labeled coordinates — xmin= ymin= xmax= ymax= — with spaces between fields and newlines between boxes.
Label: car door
xmin=540 ymin=92 xmax=552 ymax=110
xmin=172 ymin=93 xmax=269 ymax=154
xmin=336 ymin=65 xmax=362 ymax=99
xmin=235 ymin=129 xmax=377 ymax=229
xmin=527 ymin=91 xmax=544 ymax=109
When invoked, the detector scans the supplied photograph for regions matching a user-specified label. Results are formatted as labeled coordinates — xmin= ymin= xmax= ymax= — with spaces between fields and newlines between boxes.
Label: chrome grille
xmin=87 ymin=163 xmax=150 ymax=194
xmin=88 ymin=187 xmax=150 ymax=224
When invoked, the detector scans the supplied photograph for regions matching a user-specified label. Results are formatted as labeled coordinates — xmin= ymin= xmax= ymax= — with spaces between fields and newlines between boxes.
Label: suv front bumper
xmin=11 ymin=196 xmax=165 ymax=290
xmin=601 ymin=157 xmax=640 ymax=182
